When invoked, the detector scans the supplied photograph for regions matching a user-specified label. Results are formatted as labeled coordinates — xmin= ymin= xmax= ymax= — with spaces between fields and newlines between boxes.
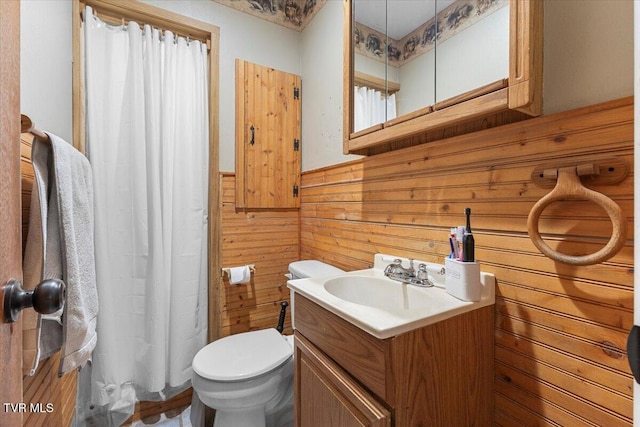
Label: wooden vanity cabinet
xmin=293 ymin=294 xmax=494 ymax=426
xmin=295 ymin=333 xmax=391 ymax=427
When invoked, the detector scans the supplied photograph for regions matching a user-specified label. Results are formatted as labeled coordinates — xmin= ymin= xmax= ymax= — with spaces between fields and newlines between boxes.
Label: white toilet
xmin=191 ymin=260 xmax=344 ymax=427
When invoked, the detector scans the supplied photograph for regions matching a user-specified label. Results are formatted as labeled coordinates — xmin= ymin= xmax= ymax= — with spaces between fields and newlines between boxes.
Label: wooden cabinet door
xmin=294 ymin=333 xmax=391 ymax=427
xmin=0 ymin=1 xmax=24 ymax=426
xmin=235 ymin=59 xmax=301 ymax=209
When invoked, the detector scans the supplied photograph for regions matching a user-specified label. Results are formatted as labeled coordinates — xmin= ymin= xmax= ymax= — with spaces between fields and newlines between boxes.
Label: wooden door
xmin=0 ymin=1 xmax=24 ymax=426
xmin=294 ymin=333 xmax=390 ymax=427
xmin=633 ymin=17 xmax=639 ymax=420
xmin=235 ymin=59 xmax=301 ymax=209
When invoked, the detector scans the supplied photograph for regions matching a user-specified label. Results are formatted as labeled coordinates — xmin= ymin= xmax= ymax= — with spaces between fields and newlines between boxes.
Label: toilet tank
xmin=288 ymin=260 xmax=344 ymax=331
xmin=288 ymin=260 xmax=345 ymax=280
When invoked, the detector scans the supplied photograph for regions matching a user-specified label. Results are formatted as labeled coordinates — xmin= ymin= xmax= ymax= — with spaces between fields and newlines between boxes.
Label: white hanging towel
xmin=23 ymin=132 xmax=98 ymax=377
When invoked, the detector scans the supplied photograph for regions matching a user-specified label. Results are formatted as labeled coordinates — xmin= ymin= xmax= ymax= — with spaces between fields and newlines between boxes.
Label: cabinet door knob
xmin=2 ymin=279 xmax=65 ymax=323
xmin=249 ymin=125 xmax=255 ymax=145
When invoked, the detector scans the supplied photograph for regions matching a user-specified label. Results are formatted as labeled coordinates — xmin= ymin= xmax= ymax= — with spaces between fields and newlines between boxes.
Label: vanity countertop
xmin=287 ymin=254 xmax=495 ymax=339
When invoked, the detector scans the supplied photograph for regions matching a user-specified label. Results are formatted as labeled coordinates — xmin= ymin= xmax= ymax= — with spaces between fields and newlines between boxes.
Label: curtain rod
xmin=80 ymin=4 xmax=210 ymax=48
xmin=21 ymin=114 xmax=50 ymax=143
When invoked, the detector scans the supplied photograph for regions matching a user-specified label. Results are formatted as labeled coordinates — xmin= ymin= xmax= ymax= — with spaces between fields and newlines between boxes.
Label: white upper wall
xmin=21 ymin=0 xmax=73 ymax=142
xmin=20 ymin=0 xmax=633 ymax=172
xmin=543 ymin=0 xmax=633 ymax=115
xmin=301 ymin=0 xmax=360 ymax=171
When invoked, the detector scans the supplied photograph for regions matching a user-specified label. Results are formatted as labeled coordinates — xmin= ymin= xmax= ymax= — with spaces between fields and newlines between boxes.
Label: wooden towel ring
xmin=527 ymin=166 xmax=626 ymax=266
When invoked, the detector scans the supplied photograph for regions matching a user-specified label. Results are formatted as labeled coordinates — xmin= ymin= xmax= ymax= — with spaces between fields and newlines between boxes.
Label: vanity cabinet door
xmin=294 ymin=333 xmax=391 ymax=427
xmin=235 ymin=59 xmax=301 ymax=209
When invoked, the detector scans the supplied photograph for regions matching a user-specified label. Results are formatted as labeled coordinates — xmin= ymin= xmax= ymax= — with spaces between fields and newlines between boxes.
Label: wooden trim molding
xmin=80 ymin=0 xmax=218 ymax=42
xmin=342 ymin=0 xmax=353 ymax=155
xmin=348 ymin=88 xmax=510 ymax=152
xmin=434 ymin=78 xmax=509 ymax=111
xmin=508 ymin=0 xmax=543 ymax=115
xmin=207 ymin=20 xmax=222 ymax=344
xmin=354 ymin=71 xmax=400 ymax=95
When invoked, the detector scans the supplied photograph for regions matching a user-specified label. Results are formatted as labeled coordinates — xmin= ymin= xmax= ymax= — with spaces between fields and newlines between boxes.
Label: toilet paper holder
xmin=221 ymin=264 xmax=256 ymax=278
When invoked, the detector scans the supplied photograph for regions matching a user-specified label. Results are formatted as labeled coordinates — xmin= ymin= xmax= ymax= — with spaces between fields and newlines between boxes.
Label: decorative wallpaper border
xmin=212 ymin=0 xmax=327 ymax=31
xmin=355 ymin=0 xmax=508 ymax=68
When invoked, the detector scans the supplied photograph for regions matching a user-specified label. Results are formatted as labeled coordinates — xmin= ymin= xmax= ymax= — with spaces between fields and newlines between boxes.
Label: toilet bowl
xmin=191 ymin=260 xmax=344 ymax=427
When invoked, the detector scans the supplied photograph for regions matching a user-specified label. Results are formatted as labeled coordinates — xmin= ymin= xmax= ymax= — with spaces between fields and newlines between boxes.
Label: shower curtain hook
xmin=121 ymin=18 xmax=125 ymax=31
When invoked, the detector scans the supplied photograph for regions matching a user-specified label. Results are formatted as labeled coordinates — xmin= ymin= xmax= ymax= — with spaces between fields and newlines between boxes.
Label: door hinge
xmin=293 ymin=185 xmax=299 ymax=198
xmin=294 ymin=139 xmax=300 ymax=151
xmin=294 ymin=87 xmax=300 ymax=100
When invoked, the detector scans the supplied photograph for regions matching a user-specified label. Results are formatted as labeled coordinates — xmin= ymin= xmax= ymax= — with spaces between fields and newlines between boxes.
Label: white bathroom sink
xmin=287 ymin=254 xmax=495 ymax=339
xmin=324 ymin=275 xmax=433 ymax=310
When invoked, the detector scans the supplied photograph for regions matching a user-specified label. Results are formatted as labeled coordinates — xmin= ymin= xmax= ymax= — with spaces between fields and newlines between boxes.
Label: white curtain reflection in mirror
xmin=354 ymin=86 xmax=397 ymax=132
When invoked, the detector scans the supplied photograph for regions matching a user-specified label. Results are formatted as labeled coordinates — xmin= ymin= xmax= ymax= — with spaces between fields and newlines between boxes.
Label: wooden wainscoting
xmin=22 ymin=352 xmax=77 ymax=427
xmin=20 ymin=135 xmax=34 ymax=250
xmin=219 ymin=173 xmax=299 ymax=336
xmin=300 ymin=97 xmax=634 ymax=426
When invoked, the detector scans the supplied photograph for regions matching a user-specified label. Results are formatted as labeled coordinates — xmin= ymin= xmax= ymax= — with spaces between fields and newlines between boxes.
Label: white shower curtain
xmin=78 ymin=7 xmax=209 ymax=425
xmin=353 ymin=86 xmax=397 ymax=132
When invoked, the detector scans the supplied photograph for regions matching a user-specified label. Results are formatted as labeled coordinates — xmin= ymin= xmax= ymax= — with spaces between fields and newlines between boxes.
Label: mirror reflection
xmin=434 ymin=0 xmax=509 ymax=102
xmin=353 ymin=0 xmax=509 ymax=133
xmin=353 ymin=0 xmax=396 ymax=132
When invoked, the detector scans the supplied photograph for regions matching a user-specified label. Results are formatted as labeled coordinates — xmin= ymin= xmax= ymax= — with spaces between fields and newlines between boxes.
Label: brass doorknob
xmin=2 ymin=279 xmax=65 ymax=323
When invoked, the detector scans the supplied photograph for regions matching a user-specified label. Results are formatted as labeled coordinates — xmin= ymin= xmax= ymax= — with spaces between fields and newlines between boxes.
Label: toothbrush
xmin=457 ymin=225 xmax=465 ymax=261
xmin=462 ymin=208 xmax=475 ymax=262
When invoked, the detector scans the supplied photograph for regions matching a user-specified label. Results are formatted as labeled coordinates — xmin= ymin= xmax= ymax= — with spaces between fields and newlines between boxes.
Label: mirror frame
xmin=343 ymin=0 xmax=543 ymax=155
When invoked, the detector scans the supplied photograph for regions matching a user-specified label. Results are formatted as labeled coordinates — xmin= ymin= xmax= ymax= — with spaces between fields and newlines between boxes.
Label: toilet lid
xmin=192 ymin=328 xmax=293 ymax=382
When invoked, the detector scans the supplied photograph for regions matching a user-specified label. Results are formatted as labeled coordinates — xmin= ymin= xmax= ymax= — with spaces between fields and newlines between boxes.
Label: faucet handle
xmin=385 ymin=259 xmax=403 ymax=276
xmin=416 ymin=263 xmax=428 ymax=280
xmin=385 ymin=259 xmax=401 ymax=275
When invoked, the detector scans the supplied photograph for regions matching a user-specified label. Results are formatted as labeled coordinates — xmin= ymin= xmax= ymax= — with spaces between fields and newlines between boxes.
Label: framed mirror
xmin=344 ymin=0 xmax=543 ymax=155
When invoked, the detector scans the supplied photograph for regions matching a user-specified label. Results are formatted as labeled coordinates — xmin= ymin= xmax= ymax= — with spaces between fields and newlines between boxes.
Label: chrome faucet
xmin=384 ymin=258 xmax=433 ymax=287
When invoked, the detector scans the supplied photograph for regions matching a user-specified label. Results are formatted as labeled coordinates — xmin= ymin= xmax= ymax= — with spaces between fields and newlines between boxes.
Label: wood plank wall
xmin=22 ymin=352 xmax=77 ymax=427
xmin=21 ymin=134 xmax=77 ymax=427
xmin=219 ymin=173 xmax=299 ymax=336
xmin=299 ymin=97 xmax=634 ymax=426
